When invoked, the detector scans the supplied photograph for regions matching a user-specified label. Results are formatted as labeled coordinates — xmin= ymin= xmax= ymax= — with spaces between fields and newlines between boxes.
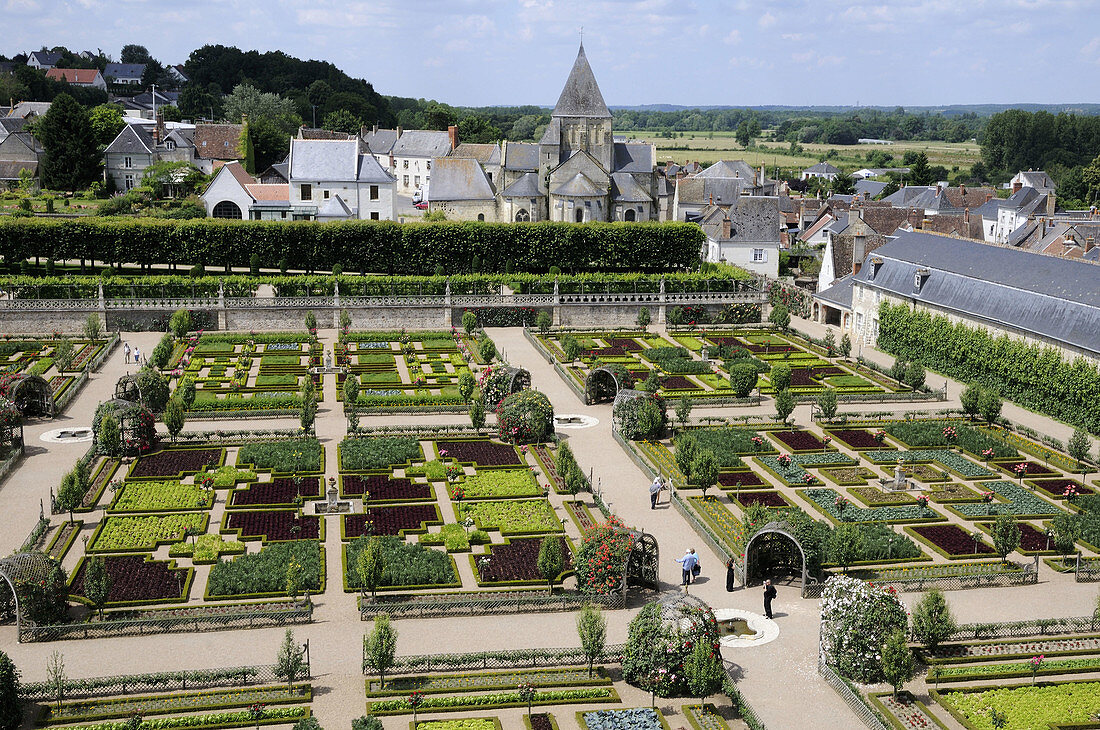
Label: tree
xmin=88 ymin=104 xmax=125 ymax=147
xmin=910 ymin=589 xmax=957 ymax=651
xmin=57 ymin=468 xmax=84 ymax=524
xmin=223 ymin=83 xmax=300 ymax=131
xmin=323 ymin=109 xmax=362 ymax=135
xmin=462 ymin=310 xmax=477 ymax=335
xmin=890 ymin=359 xmax=908 ymax=384
xmin=363 ymin=614 xmax=398 ymax=686
xmin=82 ymin=556 xmax=110 ymax=619
xmin=478 ymin=338 xmax=496 ymax=363
xmin=839 ymin=333 xmax=852 ymax=359
xmin=728 ymin=362 xmax=758 ymax=398
xmin=169 ymin=309 xmax=192 ymax=340
xmin=675 ymin=434 xmax=698 ymax=486
xmin=178 ymin=379 xmax=196 ymax=410
xmin=1051 ymin=512 xmax=1080 ymax=565
xmin=457 ymin=370 xmax=476 ymax=404
xmin=46 ymin=652 xmax=65 ymax=713
xmin=1068 ymin=429 xmax=1090 ymax=471
xmin=830 ymin=172 xmax=855 ymax=195
xmin=960 ymin=383 xmax=982 ymax=419
xmin=299 ymin=379 xmax=317 ymax=434
xmin=240 ymin=120 xmax=256 ymax=174
xmin=636 ymin=307 xmax=651 ymax=330
xmin=907 ymin=152 xmax=933 ymax=186
xmin=562 ymin=335 xmax=581 ymax=364
xmin=881 ymin=630 xmax=915 ymax=698
xmin=904 ymin=362 xmax=926 ymax=390
xmin=120 ymin=44 xmax=153 ymax=64
xmin=285 ymin=556 xmax=304 ymax=603
xmin=979 ymin=389 xmax=1003 ymax=425
xmin=343 ymin=375 xmax=360 ymax=432
xmin=356 ymin=537 xmax=384 ymax=599
xmin=38 ymin=94 xmax=100 ymax=191
xmin=770 ymin=363 xmax=792 ymax=392
xmin=80 ymin=313 xmax=101 ymax=342
xmin=576 ymin=603 xmax=607 ymax=678
xmin=98 ymin=412 xmax=121 ymax=457
xmin=768 ymin=304 xmax=791 ymax=330
xmin=274 ymin=629 xmax=305 ymax=691
xmin=816 ymin=388 xmax=838 ymax=421
xmin=675 ymin=395 xmax=693 ymax=428
xmin=537 ymin=536 xmax=565 ymax=596
xmin=164 ymin=397 xmax=185 ymax=442
xmin=535 ymin=310 xmax=552 ymax=334
xmin=52 ymin=337 xmax=74 ymax=373
xmin=991 ymin=514 xmax=1020 ymax=563
xmin=828 ymin=523 xmax=864 ymax=572
xmin=691 ymin=449 xmax=719 ymax=498
xmin=0 ymin=650 xmax=19 ymax=730
xmin=469 ymin=397 xmax=486 ymax=433
xmin=775 ymin=389 xmax=795 ymax=424
xmin=684 ymin=641 xmax=725 ymax=707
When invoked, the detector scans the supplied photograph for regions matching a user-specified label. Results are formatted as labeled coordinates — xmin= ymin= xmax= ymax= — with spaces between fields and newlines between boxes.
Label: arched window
xmin=624 ymin=208 xmax=636 ymax=222
xmin=575 ymin=207 xmax=584 ymax=223
xmin=477 ymin=213 xmax=485 ymax=222
xmin=212 ymin=200 xmax=243 ymax=219
xmin=515 ymin=209 xmax=530 ymax=222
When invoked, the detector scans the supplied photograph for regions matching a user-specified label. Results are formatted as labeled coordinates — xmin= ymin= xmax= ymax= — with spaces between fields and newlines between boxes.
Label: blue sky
xmin=6 ymin=0 xmax=1100 ymax=107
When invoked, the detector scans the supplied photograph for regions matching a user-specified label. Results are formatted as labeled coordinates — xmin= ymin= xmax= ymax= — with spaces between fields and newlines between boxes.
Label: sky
xmin=6 ymin=0 xmax=1100 ymax=108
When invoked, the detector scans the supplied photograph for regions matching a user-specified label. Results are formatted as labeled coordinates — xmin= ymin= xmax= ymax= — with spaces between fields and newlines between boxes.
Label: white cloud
xmin=758 ymin=11 xmax=777 ymax=27
xmin=723 ymin=29 xmax=741 ymax=45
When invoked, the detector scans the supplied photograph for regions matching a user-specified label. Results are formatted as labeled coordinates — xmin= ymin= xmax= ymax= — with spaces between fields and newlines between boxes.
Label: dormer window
xmin=914 ymin=267 xmax=930 ymax=293
xmin=868 ymin=256 xmax=883 ymax=280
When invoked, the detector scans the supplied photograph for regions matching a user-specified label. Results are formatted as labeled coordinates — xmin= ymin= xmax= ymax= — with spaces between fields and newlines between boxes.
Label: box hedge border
xmin=365 ymin=667 xmax=609 ymax=698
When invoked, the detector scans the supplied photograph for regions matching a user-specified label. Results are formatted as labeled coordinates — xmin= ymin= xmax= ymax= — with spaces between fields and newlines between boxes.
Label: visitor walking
xmin=675 ymin=548 xmax=698 ymax=585
xmin=726 ymin=556 xmax=737 ymax=592
xmin=649 ymin=475 xmax=663 ymax=509
xmin=123 ymin=342 xmax=131 ymax=362
xmin=763 ymin=579 xmax=777 ymax=619
xmin=133 ymin=346 xmax=141 ymax=364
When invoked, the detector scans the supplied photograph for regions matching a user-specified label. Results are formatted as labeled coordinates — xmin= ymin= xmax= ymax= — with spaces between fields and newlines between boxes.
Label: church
xmin=427 ymin=44 xmax=668 ymax=222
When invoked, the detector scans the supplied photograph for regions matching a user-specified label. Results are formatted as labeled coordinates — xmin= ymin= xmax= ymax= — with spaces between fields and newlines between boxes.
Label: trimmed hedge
xmin=0 ymin=218 xmax=704 ymax=274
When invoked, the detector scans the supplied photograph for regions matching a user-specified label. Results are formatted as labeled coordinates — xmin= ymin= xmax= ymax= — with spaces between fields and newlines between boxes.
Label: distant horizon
xmin=7 ymin=0 xmax=1100 ymax=107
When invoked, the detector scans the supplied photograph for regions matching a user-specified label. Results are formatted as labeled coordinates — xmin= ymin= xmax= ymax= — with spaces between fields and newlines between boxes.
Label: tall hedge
xmin=0 ymin=219 xmax=704 ymax=274
xmin=877 ymin=301 xmax=1100 ymax=434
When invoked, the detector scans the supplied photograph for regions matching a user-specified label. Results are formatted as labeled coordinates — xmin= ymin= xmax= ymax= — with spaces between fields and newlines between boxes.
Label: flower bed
xmin=716 ymin=471 xmax=767 ymax=488
xmin=475 ymin=537 xmax=573 ymax=584
xmin=229 ymin=477 xmax=322 ymax=507
xmin=771 ymin=429 xmax=828 ymax=452
xmin=804 ymin=488 xmax=940 ymax=523
xmin=885 ymin=422 xmax=1018 ymax=459
xmin=455 ymin=469 xmax=541 ymax=499
xmin=867 ymin=450 xmax=994 ymax=479
xmin=992 ymin=459 xmax=1059 ymax=478
xmin=732 ymin=491 xmax=791 ymax=509
xmin=1028 ymin=478 xmax=1094 ymax=499
xmin=923 ymin=636 xmax=1100 ymax=663
xmin=89 ymin=514 xmax=208 ymax=552
xmin=564 ymin=501 xmax=598 ymax=533
xmin=342 ymin=505 xmax=442 ymax=538
xmin=826 ymin=428 xmax=888 ymax=450
xmin=936 ymin=681 xmax=1100 ymax=730
xmin=688 ymin=427 xmax=775 ymax=462
xmin=367 ymin=687 xmax=616 ymax=715
xmin=756 ymin=455 xmax=813 ymax=485
xmin=977 ymin=520 xmax=1053 ymax=553
xmin=109 ymin=481 xmax=213 ymax=512
xmin=414 ymin=721 xmax=499 ymax=730
xmin=932 ymin=656 xmax=1100 ymax=683
xmin=129 ymin=448 xmax=223 ymax=479
xmin=341 ymin=474 xmax=432 ymax=501
xmin=436 ymin=440 xmax=522 ymax=466
xmin=580 ymin=708 xmax=669 ymax=730
xmin=455 ymin=499 xmax=563 ymax=535
xmin=70 ymin=555 xmax=191 ymax=605
xmin=687 ymin=495 xmax=745 ymax=552
xmin=949 ymin=481 xmax=1063 ymax=518
xmin=926 ymin=482 xmax=984 ymax=503
xmin=49 ymin=706 xmax=311 ymax=730
xmin=848 ymin=487 xmax=916 ymax=506
xmin=223 ymin=510 xmax=321 ymax=541
xmin=821 ymin=466 xmax=879 ymax=486
xmin=869 ymin=692 xmax=946 ymax=730
xmin=367 ymin=667 xmax=608 ymax=696
xmin=41 ymin=684 xmax=309 ymax=723
xmin=909 ymin=524 xmax=995 ymax=557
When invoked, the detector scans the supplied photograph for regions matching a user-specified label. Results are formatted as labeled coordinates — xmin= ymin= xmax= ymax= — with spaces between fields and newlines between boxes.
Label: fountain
xmin=879 ymin=462 xmax=913 ymax=492
xmin=313 ymin=477 xmax=354 ymax=514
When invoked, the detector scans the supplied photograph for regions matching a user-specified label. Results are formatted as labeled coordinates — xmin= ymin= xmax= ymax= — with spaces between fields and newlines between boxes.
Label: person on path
xmin=763 ymin=579 xmax=777 ymax=619
xmin=133 ymin=347 xmax=141 ymax=364
xmin=123 ymin=342 xmax=131 ymax=362
xmin=649 ymin=475 xmax=663 ymax=509
xmin=675 ymin=548 xmax=698 ymax=585
xmin=726 ymin=556 xmax=737 ymax=592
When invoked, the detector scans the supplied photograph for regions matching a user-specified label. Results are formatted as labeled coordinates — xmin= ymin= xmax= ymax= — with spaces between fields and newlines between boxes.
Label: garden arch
xmin=94 ymin=399 xmax=157 ymax=457
xmin=0 ymin=374 xmax=55 ymax=417
xmin=743 ymin=520 xmax=809 ymax=595
xmin=114 ymin=374 xmax=142 ymax=403
xmin=0 ymin=398 xmax=25 ymax=453
xmin=625 ymin=530 xmax=659 ymax=590
xmin=584 ymin=364 xmax=633 ymax=405
xmin=0 ymin=552 xmax=53 ymax=640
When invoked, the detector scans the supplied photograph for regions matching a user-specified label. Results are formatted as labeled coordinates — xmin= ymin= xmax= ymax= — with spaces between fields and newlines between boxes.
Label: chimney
xmin=1012 ymin=180 xmax=1022 ymax=194
xmin=448 ymin=125 xmax=458 ymax=151
xmin=372 ymin=124 xmax=378 ymax=134
xmin=1046 ymin=193 xmax=1056 ymax=216
xmin=759 ymin=164 xmax=765 ymax=186
xmin=722 ymin=216 xmax=731 ymax=239
xmin=396 ymin=126 xmax=403 ymax=138
xmin=960 ymin=183 xmax=966 ymax=196
xmin=1086 ymin=236 xmax=1095 ymax=253
xmin=986 ymin=192 xmax=994 ymax=203
xmin=934 ymin=186 xmax=941 ymax=198
xmin=964 ymin=207 xmax=970 ymax=224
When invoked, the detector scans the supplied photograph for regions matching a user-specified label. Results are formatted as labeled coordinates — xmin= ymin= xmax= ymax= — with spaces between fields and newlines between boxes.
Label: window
xmin=323 ymin=190 xmax=330 ymax=200
xmin=370 ymin=212 xmax=379 ymax=220
xmin=212 ymin=200 xmax=242 ymax=219
xmin=403 ymin=175 xmax=409 ymax=186
xmin=124 ymin=156 xmax=132 ymax=168
xmin=856 ymin=312 xmax=864 ymax=332
xmin=124 ymin=174 xmax=134 ymax=190
xmin=165 ymin=140 xmax=175 ymax=150
xmin=281 ymin=212 xmax=287 ymax=219
xmin=414 ymin=176 xmax=420 ymax=186
xmin=515 ymin=209 xmax=530 ymax=222
xmin=477 ymin=213 xmax=485 ymax=222
xmin=403 ymin=160 xmax=409 ymax=169
xmin=369 ymin=185 xmax=379 ymax=200
xmin=301 ymin=184 xmax=312 ymax=201
xmin=752 ymin=248 xmax=765 ymax=262
xmin=624 ymin=209 xmax=636 ymax=222
xmin=487 ymin=172 xmax=492 ymax=182
xmin=426 ymin=161 xmax=431 ymax=170
xmin=575 ymin=207 xmax=584 ymax=223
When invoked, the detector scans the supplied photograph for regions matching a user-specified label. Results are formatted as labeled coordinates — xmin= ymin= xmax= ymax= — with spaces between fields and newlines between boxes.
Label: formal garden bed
xmin=907 ymin=524 xmax=996 ymax=558
xmin=933 ymin=680 xmax=1100 ymax=729
xmin=40 ymin=684 xmax=311 ymax=724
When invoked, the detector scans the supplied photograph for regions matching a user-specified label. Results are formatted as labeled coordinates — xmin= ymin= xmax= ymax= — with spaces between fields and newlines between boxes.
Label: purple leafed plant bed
xmin=789 ymin=368 xmax=817 ymax=386
xmin=342 ymin=474 xmax=431 ymax=501
xmin=734 ymin=491 xmax=789 ymax=508
xmin=436 ymin=440 xmax=521 ymax=466
xmin=1009 ymin=522 xmax=1054 ymax=551
xmin=70 ymin=555 xmax=187 ymax=603
xmin=827 ymin=429 xmax=883 ymax=449
xmin=527 ymin=715 xmax=554 ymax=730
xmin=772 ymin=429 xmax=826 ymax=451
xmin=707 ymin=336 xmax=741 ymax=348
xmin=912 ymin=524 xmax=994 ymax=556
xmin=660 ymin=375 xmax=698 ymax=390
xmin=1029 ymin=478 xmax=1093 ymax=498
xmin=585 ymin=346 xmax=627 ymax=358
xmin=477 ymin=537 xmax=572 ymax=582
xmin=344 ymin=504 xmax=440 ymax=537
xmin=811 ymin=366 xmax=846 ymax=377
xmin=230 ymin=477 xmax=322 ymax=507
xmin=606 ymin=337 xmax=643 ymax=352
xmin=130 ymin=448 xmax=222 ymax=478
xmin=224 ymin=510 xmax=319 ymax=541
xmin=993 ymin=460 xmax=1058 ymax=477
xmin=717 ymin=471 xmax=767 ymax=487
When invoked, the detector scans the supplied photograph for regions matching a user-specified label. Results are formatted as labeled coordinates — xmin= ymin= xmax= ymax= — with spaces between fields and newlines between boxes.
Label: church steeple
xmin=552 ymin=43 xmax=611 ymax=119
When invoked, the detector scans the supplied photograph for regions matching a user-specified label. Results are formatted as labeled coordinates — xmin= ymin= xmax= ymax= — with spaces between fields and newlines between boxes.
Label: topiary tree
xmin=960 ymin=383 xmax=982 ymax=419
xmin=816 ymin=388 xmax=838 ymax=421
xmin=457 ymin=370 xmax=476 ymax=404
xmin=178 ymin=378 xmax=196 ymax=410
xmin=675 ymin=433 xmax=698 ymax=486
xmin=768 ymin=304 xmax=790 ymax=330
xmin=462 ymin=310 xmax=477 ymax=335
xmin=150 ymin=334 xmax=172 ymax=371
xmin=728 ymin=362 xmax=758 ymax=398
xmin=621 ymin=595 xmax=721 ymax=698
xmin=577 ymin=603 xmax=607 ymax=678
xmin=478 ymin=337 xmax=497 ymax=363
xmin=770 ymin=363 xmax=791 ymax=392
xmin=537 ymin=535 xmax=565 ymax=596
xmin=979 ymin=389 xmax=1003 ymax=425
xmin=299 ymin=379 xmax=317 ymax=434
xmin=57 ymin=468 xmax=85 ymax=525
xmin=363 ymin=614 xmax=398 ymax=686
xmin=819 ymin=575 xmax=908 ymax=683
xmin=562 ymin=335 xmax=581 ymax=364
xmin=163 ymin=397 xmax=185 ymax=442
xmin=675 ymin=395 xmax=693 ymax=428
xmin=838 ymin=333 xmax=852 ymax=359
xmin=169 ymin=309 xmax=192 ymax=340
xmin=636 ymin=307 xmax=651 ymax=330
xmin=775 ymin=389 xmax=795 ymax=425
xmin=828 ymin=523 xmax=864 ymax=573
xmin=904 ymin=362 xmax=926 ymax=390
xmin=98 ymin=412 xmax=121 ymax=457
xmin=991 ymin=514 xmax=1020 ymax=563
xmin=910 ymin=589 xmax=956 ymax=651
xmin=684 ymin=640 xmax=725 ymax=707
xmin=135 ymin=368 xmax=171 ymax=412
xmin=52 ymin=338 xmax=74 ymax=373
xmin=881 ymin=630 xmax=915 ymax=698
xmin=343 ymin=375 xmax=360 ymax=433
xmin=82 ymin=556 xmax=111 ymax=619
xmin=496 ymin=389 xmax=554 ymax=443
xmin=304 ymin=310 xmax=317 ymax=333
xmin=614 ymin=392 xmax=667 ymax=441
xmin=274 ymin=629 xmax=305 ymax=691
xmin=691 ymin=449 xmax=719 ymax=497
xmin=535 ymin=310 xmax=552 ymax=334
xmin=469 ymin=397 xmax=486 ymax=434
xmin=0 ymin=649 xmax=19 ymax=730
xmin=356 ymin=536 xmax=384 ymax=599
xmin=83 ymin=313 xmax=102 ymax=342
xmin=1068 ymin=429 xmax=1090 ymax=472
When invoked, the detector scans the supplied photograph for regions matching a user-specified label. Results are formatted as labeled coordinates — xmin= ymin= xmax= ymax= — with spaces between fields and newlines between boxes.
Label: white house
xmin=391 ymin=128 xmax=453 ymax=196
xmin=201 ymin=161 xmax=290 ymax=220
xmin=287 ymin=138 xmax=396 ymax=221
xmin=26 ymin=51 xmax=61 ymax=71
xmin=103 ymin=63 xmax=146 ymax=85
xmin=699 ymin=197 xmax=782 ymax=277
xmin=801 ymin=162 xmax=841 ymax=181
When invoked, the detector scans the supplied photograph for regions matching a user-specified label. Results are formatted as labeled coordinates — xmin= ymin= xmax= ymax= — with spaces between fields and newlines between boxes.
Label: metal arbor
xmin=584 ymin=364 xmax=634 ymax=405
xmin=0 ymin=373 xmax=55 ymax=417
xmin=481 ymin=366 xmax=531 ymax=408
xmin=95 ymin=399 xmax=157 ymax=456
xmin=0 ymin=398 xmax=24 ymax=454
xmin=743 ymin=520 xmax=810 ymax=595
xmin=114 ymin=374 xmax=142 ymax=403
xmin=624 ymin=530 xmax=659 ymax=590
xmin=0 ymin=551 xmax=54 ymax=639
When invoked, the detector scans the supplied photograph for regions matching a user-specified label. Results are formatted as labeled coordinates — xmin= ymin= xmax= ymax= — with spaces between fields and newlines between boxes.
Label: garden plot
xmin=0 ymin=337 xmax=111 ymax=402
xmin=335 ymin=331 xmax=472 ymax=410
xmin=935 ymin=680 xmax=1100 ymax=730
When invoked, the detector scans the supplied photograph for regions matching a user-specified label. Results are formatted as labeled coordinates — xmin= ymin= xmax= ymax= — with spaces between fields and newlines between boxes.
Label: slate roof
xmin=361 ymin=127 xmax=399 ymax=154
xmin=261 ymin=162 xmax=289 ymax=183
xmin=194 ymin=124 xmax=243 ymax=160
xmin=103 ymin=63 xmax=146 ymax=80
xmin=289 ymin=138 xmax=393 ymax=183
xmin=804 ymin=162 xmax=841 ymax=175
xmin=539 ymin=118 xmax=561 ymax=146
xmin=427 ymin=157 xmax=495 ymax=201
xmin=815 ymin=274 xmax=855 ymax=310
xmin=105 ymin=124 xmax=155 ymax=155
xmin=830 ymin=231 xmax=890 ymax=285
xmin=862 ymin=205 xmax=917 ymax=236
xmin=881 ymin=186 xmax=935 ymax=206
xmin=1007 ymin=219 xmax=1042 ymax=248
xmin=1014 ymin=170 xmax=1055 ymax=190
xmin=0 ymin=131 xmax=43 ymax=157
xmin=503 ymin=141 xmax=539 ymax=171
xmin=392 ymin=130 xmax=451 ymax=158
xmin=298 ymin=127 xmax=354 ymax=140
xmin=612 ymin=142 xmax=653 ymax=173
xmin=500 ymin=172 xmax=541 ymax=198
xmin=553 ymin=172 xmax=603 ymax=197
xmin=855 ymin=179 xmax=888 ymax=198
xmin=610 ymin=172 xmax=652 ymax=203
xmin=0 ymin=117 xmax=28 ymax=135
xmin=552 ymin=43 xmax=611 ymax=118
xmin=10 ymin=101 xmax=51 ymax=119
xmin=450 ymin=143 xmax=501 ymax=166
xmin=29 ymin=51 xmax=61 ymax=67
xmin=676 ymin=177 xmax=745 ymax=206
xmin=701 ymin=197 xmax=781 ymax=243
xmin=45 ymin=68 xmax=101 ymax=85
xmin=972 ymin=197 xmax=1003 ymax=220
xmin=695 ymin=160 xmax=756 ymax=180
xmin=920 ymin=212 xmax=984 ymax=240
xmin=943 ymin=186 xmax=997 ymax=210
xmin=356 ymin=152 xmax=395 ymax=184
xmin=854 ymin=232 xmax=1100 ymax=355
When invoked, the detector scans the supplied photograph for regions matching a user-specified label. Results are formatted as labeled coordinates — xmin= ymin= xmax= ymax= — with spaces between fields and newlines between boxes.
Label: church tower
xmin=540 ymin=43 xmax=614 ymax=177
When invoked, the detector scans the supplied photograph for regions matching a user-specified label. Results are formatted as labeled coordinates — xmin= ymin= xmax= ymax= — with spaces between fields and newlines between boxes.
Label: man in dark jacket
xmin=763 ymin=579 xmax=776 ymax=619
